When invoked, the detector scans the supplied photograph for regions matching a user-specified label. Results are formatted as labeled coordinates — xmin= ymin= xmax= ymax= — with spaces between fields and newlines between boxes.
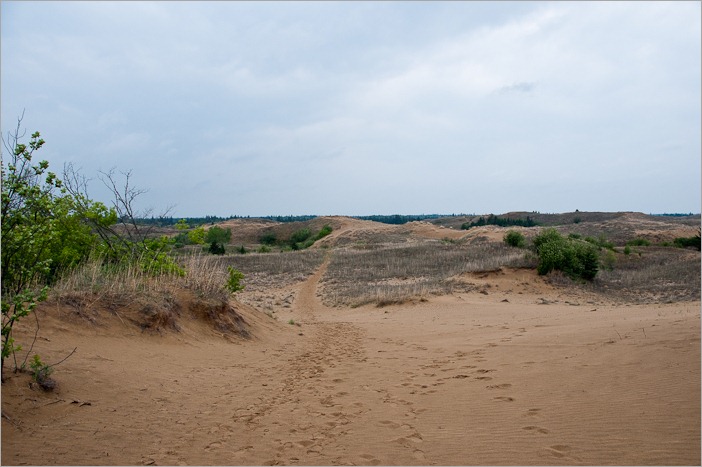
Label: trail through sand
xmin=2 ymin=256 xmax=700 ymax=465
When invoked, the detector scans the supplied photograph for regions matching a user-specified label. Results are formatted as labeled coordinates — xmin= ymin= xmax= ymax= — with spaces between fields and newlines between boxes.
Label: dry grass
xmin=221 ymin=249 xmax=326 ymax=292
xmin=589 ymin=247 xmax=701 ymax=303
xmin=52 ymin=253 xmax=230 ymax=302
xmin=48 ymin=253 xmax=238 ymax=331
xmin=322 ymin=241 xmax=534 ymax=307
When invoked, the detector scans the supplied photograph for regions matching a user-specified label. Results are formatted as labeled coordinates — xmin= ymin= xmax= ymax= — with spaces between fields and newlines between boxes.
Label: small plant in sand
xmin=226 ymin=267 xmax=245 ymax=294
xmin=29 ymin=354 xmax=56 ymax=391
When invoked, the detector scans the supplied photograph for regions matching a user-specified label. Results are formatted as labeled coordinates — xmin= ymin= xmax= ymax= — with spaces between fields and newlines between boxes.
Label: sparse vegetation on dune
xmin=321 ymin=241 xmax=535 ymax=307
xmin=48 ymin=253 xmax=250 ymax=334
xmin=591 ymin=247 xmax=701 ymax=303
xmin=222 ymin=249 xmax=326 ymax=291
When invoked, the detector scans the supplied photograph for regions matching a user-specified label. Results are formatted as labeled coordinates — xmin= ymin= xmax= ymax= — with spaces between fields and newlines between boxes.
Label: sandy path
xmin=2 ymin=257 xmax=700 ymax=465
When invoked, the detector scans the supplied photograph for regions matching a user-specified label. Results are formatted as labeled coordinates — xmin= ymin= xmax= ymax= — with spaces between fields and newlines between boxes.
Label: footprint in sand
xmin=494 ymin=396 xmax=514 ymax=402
xmin=522 ymin=425 xmax=549 ymax=434
xmin=486 ymin=383 xmax=512 ymax=390
xmin=204 ymin=441 xmax=222 ymax=452
xmin=547 ymin=445 xmax=572 ymax=458
xmin=378 ymin=420 xmax=401 ymax=429
xmin=360 ymin=454 xmax=382 ymax=465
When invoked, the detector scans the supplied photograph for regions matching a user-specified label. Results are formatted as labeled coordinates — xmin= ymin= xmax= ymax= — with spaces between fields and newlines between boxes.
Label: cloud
xmin=495 ymin=82 xmax=537 ymax=95
xmin=1 ymin=1 xmax=699 ymax=216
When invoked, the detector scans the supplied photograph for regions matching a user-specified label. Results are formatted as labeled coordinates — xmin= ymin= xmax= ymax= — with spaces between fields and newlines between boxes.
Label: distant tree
xmin=208 ymin=241 xmax=225 ymax=255
xmin=188 ymin=226 xmax=206 ymax=244
xmin=461 ymin=215 xmax=537 ymax=230
xmin=259 ymin=232 xmax=277 ymax=246
xmin=504 ymin=230 xmax=526 ymax=248
xmin=205 ymin=226 xmax=231 ymax=245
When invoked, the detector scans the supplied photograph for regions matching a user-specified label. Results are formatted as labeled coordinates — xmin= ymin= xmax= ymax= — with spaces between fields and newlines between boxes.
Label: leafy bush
xmin=533 ymin=229 xmax=599 ymax=280
xmin=673 ymin=235 xmax=701 ymax=251
xmin=260 ymin=232 xmax=277 ymax=246
xmin=225 ymin=267 xmax=245 ymax=294
xmin=1 ymin=126 xmax=116 ymax=375
xmin=188 ymin=227 xmax=206 ymax=245
xmin=289 ymin=226 xmax=333 ymax=250
xmin=626 ymin=238 xmax=651 ymax=247
xmin=290 ymin=228 xmax=312 ymax=246
xmin=205 ymin=226 xmax=231 ymax=245
xmin=584 ymin=235 xmax=614 ymax=251
xmin=317 ymin=224 xmax=333 ymax=239
xmin=504 ymin=230 xmax=526 ymax=248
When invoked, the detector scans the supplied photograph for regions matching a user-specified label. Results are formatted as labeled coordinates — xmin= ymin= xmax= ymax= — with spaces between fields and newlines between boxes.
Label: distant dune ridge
xmin=2 ymin=211 xmax=699 ymax=465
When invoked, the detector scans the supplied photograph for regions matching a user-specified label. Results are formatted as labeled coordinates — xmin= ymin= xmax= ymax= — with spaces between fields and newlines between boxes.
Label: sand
xmin=2 ymin=257 xmax=700 ymax=466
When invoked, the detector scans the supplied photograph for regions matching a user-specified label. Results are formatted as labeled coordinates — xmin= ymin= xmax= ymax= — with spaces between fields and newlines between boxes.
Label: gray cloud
xmin=496 ymin=82 xmax=537 ymax=94
xmin=1 ymin=1 xmax=699 ymax=216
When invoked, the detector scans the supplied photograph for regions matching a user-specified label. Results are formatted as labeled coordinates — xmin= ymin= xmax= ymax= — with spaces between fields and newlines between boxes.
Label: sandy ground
xmin=2 ymin=258 xmax=700 ymax=466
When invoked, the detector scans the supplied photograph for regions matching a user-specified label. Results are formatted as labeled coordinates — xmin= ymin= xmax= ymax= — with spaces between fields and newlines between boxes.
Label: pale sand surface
xmin=2 ymin=259 xmax=699 ymax=466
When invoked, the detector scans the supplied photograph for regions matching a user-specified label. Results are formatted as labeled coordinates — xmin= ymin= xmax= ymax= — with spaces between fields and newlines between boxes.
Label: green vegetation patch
xmin=462 ymin=214 xmax=537 ymax=230
xmin=533 ymin=229 xmax=599 ymax=281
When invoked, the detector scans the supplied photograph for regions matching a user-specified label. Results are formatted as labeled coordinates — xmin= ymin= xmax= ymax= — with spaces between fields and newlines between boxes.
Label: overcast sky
xmin=2 ymin=1 xmax=700 ymax=217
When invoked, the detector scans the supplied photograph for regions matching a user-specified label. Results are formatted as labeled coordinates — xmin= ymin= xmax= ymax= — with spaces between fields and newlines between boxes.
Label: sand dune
xmin=2 ymin=249 xmax=699 ymax=466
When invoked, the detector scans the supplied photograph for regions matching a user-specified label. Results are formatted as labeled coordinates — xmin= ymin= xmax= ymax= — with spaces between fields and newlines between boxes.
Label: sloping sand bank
xmin=2 ymin=261 xmax=699 ymax=466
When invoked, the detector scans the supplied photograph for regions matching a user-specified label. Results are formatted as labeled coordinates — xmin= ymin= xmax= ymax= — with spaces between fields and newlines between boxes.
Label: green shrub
xmin=504 ymin=230 xmax=526 ymax=248
xmin=208 ymin=241 xmax=226 ymax=255
xmin=317 ymin=224 xmax=333 ymax=239
xmin=584 ymin=234 xmax=614 ymax=251
xmin=673 ymin=235 xmax=701 ymax=251
xmin=290 ymin=228 xmax=312 ymax=245
xmin=532 ymin=229 xmax=599 ymax=280
xmin=626 ymin=238 xmax=651 ymax=247
xmin=205 ymin=226 xmax=231 ymax=245
xmin=532 ymin=228 xmax=563 ymax=253
xmin=602 ymin=250 xmax=617 ymax=271
xmin=188 ymin=226 xmax=206 ymax=245
xmin=29 ymin=354 xmax=55 ymax=390
xmin=624 ymin=245 xmax=632 ymax=255
xmin=225 ymin=267 xmax=245 ymax=294
xmin=260 ymin=233 xmax=277 ymax=246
